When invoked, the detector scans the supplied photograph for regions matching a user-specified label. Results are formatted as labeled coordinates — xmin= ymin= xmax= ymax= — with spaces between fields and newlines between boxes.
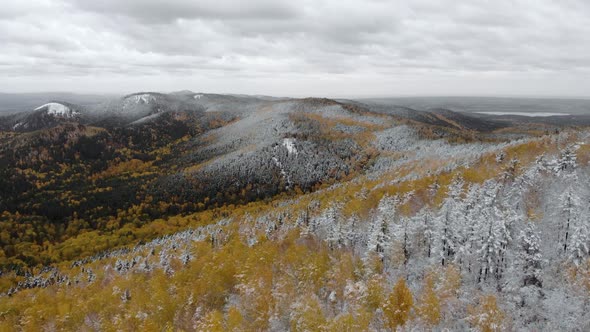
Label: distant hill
xmin=0 ymin=92 xmax=114 ymax=115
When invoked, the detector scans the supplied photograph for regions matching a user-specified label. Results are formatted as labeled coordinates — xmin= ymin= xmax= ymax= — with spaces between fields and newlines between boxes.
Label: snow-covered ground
xmin=35 ymin=102 xmax=78 ymax=117
xmin=128 ymin=94 xmax=156 ymax=104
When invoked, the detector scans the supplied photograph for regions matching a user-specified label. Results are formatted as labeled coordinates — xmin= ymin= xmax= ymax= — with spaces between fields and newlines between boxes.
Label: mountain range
xmin=1 ymin=92 xmax=590 ymax=330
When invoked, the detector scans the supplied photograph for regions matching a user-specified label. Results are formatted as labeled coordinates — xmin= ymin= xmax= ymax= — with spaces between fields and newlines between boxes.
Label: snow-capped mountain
xmin=4 ymin=101 xmax=83 ymax=132
xmin=87 ymin=92 xmax=206 ymax=127
xmin=34 ymin=102 xmax=80 ymax=118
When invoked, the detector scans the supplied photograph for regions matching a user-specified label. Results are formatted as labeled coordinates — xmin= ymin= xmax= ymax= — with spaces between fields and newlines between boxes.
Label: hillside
xmin=1 ymin=93 xmax=590 ymax=330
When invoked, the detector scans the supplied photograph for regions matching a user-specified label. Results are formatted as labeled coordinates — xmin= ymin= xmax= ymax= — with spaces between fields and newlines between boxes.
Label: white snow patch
xmin=128 ymin=94 xmax=156 ymax=104
xmin=194 ymin=94 xmax=202 ymax=100
xmin=12 ymin=122 xmax=23 ymax=130
xmin=130 ymin=113 xmax=162 ymax=125
xmin=272 ymin=156 xmax=292 ymax=189
xmin=282 ymin=138 xmax=298 ymax=156
xmin=35 ymin=103 xmax=78 ymax=117
xmin=476 ymin=112 xmax=570 ymax=117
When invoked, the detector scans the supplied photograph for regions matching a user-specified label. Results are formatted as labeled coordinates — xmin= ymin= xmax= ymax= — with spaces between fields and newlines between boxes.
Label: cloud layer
xmin=2 ymin=0 xmax=590 ymax=96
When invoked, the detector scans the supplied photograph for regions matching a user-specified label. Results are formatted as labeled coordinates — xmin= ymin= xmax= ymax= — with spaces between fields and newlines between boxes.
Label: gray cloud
xmin=1 ymin=0 xmax=590 ymax=97
xmin=64 ymin=0 xmax=300 ymax=23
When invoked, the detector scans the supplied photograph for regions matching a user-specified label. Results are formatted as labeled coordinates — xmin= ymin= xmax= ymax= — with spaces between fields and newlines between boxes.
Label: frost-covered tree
xmin=391 ymin=216 xmax=413 ymax=264
xmin=568 ymin=212 xmax=590 ymax=266
xmin=342 ymin=214 xmax=362 ymax=253
xmin=516 ymin=221 xmax=543 ymax=287
xmin=366 ymin=195 xmax=397 ymax=259
xmin=475 ymin=181 xmax=513 ymax=283
xmin=412 ymin=208 xmax=436 ymax=258
xmin=557 ymin=186 xmax=582 ymax=254
xmin=435 ymin=177 xmax=464 ymax=266
xmin=554 ymin=145 xmax=578 ymax=175
xmin=453 ymin=183 xmax=480 ymax=271
xmin=324 ymin=204 xmax=345 ymax=249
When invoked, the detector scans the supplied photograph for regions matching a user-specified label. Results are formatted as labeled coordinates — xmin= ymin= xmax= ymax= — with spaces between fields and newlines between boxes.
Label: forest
xmin=0 ymin=93 xmax=589 ymax=331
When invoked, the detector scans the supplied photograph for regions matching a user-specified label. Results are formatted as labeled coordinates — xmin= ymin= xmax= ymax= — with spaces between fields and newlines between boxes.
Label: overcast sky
xmin=2 ymin=0 xmax=590 ymax=97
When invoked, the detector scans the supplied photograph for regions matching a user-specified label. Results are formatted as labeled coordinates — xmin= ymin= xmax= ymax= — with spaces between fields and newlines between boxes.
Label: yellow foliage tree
xmin=326 ymin=312 xmax=371 ymax=332
xmin=416 ymin=273 xmax=441 ymax=327
xmin=467 ymin=295 xmax=506 ymax=332
xmin=439 ymin=264 xmax=461 ymax=300
xmin=226 ymin=306 xmax=245 ymax=331
xmin=196 ymin=310 xmax=225 ymax=332
xmin=365 ymin=275 xmax=385 ymax=311
xmin=290 ymin=295 xmax=326 ymax=332
xmin=383 ymin=278 xmax=414 ymax=330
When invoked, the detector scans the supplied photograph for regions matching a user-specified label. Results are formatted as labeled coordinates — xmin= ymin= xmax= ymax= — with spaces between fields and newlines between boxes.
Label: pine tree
xmin=517 ymin=221 xmax=543 ymax=287
xmin=568 ymin=212 xmax=590 ymax=267
xmin=476 ymin=181 xmax=512 ymax=283
xmin=324 ymin=203 xmax=344 ymax=249
xmin=413 ymin=208 xmax=436 ymax=258
xmin=436 ymin=177 xmax=464 ymax=266
xmin=558 ymin=185 xmax=582 ymax=254
xmin=366 ymin=195 xmax=396 ymax=259
xmin=391 ymin=216 xmax=412 ymax=264
xmin=554 ymin=145 xmax=578 ymax=175
xmin=453 ymin=183 xmax=479 ymax=270
xmin=342 ymin=214 xmax=361 ymax=253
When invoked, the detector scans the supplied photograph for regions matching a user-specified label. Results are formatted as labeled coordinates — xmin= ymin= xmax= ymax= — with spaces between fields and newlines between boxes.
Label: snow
xmin=194 ymin=94 xmax=202 ymax=100
xmin=282 ymin=138 xmax=298 ymax=155
xmin=476 ymin=112 xmax=570 ymax=117
xmin=12 ymin=122 xmax=23 ymax=130
xmin=128 ymin=94 xmax=156 ymax=104
xmin=129 ymin=113 xmax=162 ymax=125
xmin=35 ymin=102 xmax=78 ymax=117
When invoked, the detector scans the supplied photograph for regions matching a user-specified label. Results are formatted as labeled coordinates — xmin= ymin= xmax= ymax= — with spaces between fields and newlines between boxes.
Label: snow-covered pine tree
xmin=454 ymin=183 xmax=480 ymax=272
xmin=412 ymin=208 xmax=436 ymax=259
xmin=557 ymin=185 xmax=582 ymax=254
xmin=391 ymin=215 xmax=413 ymax=264
xmin=366 ymin=195 xmax=397 ymax=260
xmin=342 ymin=213 xmax=362 ymax=253
xmin=568 ymin=209 xmax=590 ymax=266
xmin=475 ymin=180 xmax=513 ymax=283
xmin=517 ymin=221 xmax=543 ymax=287
xmin=435 ymin=177 xmax=464 ymax=266
xmin=324 ymin=203 xmax=344 ymax=249
xmin=554 ymin=145 xmax=578 ymax=175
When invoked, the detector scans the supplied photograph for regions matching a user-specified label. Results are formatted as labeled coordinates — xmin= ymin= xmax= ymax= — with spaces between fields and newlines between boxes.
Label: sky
xmin=2 ymin=0 xmax=590 ymax=98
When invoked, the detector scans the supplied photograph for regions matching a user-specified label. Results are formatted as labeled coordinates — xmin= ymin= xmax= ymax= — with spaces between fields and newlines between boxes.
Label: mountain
xmin=87 ymin=92 xmax=206 ymax=127
xmin=0 ymin=101 xmax=83 ymax=132
xmin=0 ymin=92 xmax=113 ymax=115
xmin=1 ymin=92 xmax=590 ymax=330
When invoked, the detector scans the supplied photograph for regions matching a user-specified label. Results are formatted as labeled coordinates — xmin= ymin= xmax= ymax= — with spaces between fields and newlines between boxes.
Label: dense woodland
xmin=0 ymin=93 xmax=588 ymax=330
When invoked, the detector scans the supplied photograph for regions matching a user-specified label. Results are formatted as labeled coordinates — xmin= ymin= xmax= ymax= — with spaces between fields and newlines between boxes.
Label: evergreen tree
xmin=324 ymin=203 xmax=344 ymax=249
xmin=435 ymin=177 xmax=464 ymax=266
xmin=558 ymin=185 xmax=582 ymax=254
xmin=516 ymin=221 xmax=543 ymax=287
xmin=554 ymin=145 xmax=578 ymax=175
xmin=366 ymin=195 xmax=396 ymax=259
xmin=342 ymin=214 xmax=362 ymax=253
xmin=568 ymin=212 xmax=590 ymax=266
xmin=476 ymin=181 xmax=512 ymax=283
xmin=413 ymin=208 xmax=436 ymax=258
